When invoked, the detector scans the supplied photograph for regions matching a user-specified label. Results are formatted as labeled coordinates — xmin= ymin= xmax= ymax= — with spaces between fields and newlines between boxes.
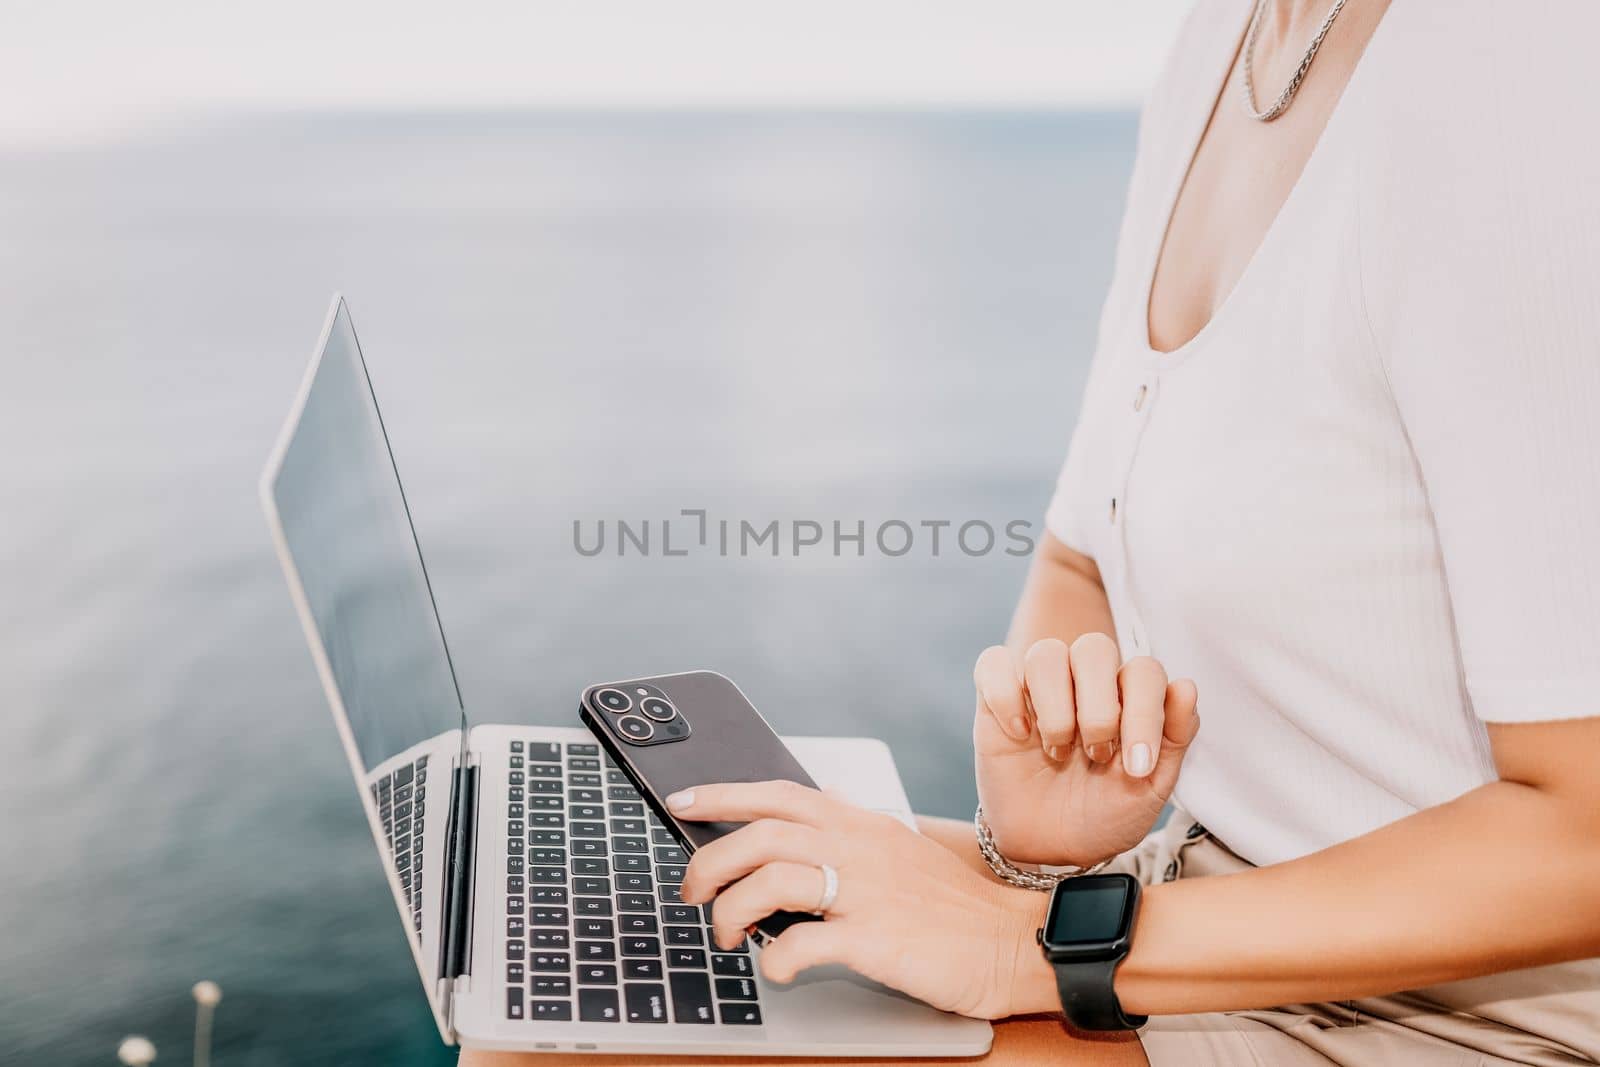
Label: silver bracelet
xmin=974 ymin=805 xmax=1110 ymax=891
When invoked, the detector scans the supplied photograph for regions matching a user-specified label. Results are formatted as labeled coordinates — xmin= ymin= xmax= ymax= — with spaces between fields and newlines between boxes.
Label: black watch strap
xmin=1053 ymin=957 xmax=1147 ymax=1031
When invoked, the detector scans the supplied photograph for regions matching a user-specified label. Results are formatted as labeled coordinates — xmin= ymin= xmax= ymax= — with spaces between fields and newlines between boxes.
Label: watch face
xmin=1043 ymin=873 xmax=1136 ymax=956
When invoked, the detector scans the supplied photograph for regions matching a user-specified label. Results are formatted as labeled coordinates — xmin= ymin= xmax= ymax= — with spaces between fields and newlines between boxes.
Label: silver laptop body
xmin=259 ymin=295 xmax=993 ymax=1056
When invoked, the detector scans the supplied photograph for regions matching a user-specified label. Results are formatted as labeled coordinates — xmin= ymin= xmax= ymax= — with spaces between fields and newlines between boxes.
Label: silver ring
xmin=813 ymin=864 xmax=839 ymax=915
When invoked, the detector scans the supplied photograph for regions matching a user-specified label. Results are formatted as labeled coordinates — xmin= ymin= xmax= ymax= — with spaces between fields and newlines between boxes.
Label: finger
xmin=758 ymin=918 xmax=864 ymax=984
xmin=973 ymin=644 xmax=1030 ymax=742
xmin=665 ymin=779 xmax=836 ymax=828
xmin=1022 ymin=638 xmax=1075 ymax=757
xmin=708 ymin=861 xmax=829 ymax=949
xmin=1069 ymin=632 xmax=1122 ymax=762
xmin=680 ymin=818 xmax=826 ymax=904
xmin=1149 ymin=678 xmax=1200 ymax=797
xmin=1116 ymin=656 xmax=1168 ymax=778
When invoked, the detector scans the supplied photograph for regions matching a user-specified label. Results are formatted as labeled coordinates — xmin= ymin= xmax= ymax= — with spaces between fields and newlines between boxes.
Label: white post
xmin=191 ymin=981 xmax=222 ymax=1067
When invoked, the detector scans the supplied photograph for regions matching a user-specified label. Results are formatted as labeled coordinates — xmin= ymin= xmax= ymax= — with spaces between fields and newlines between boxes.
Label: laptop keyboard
xmin=504 ymin=740 xmax=763 ymax=1027
xmin=371 ymin=754 xmax=430 ymax=935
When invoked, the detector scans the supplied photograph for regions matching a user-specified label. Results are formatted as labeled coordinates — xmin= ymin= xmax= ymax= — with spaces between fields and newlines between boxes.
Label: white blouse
xmin=1046 ymin=0 xmax=1600 ymax=866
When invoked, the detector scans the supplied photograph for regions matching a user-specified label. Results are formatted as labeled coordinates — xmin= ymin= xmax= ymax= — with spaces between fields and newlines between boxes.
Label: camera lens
xmin=639 ymin=696 xmax=677 ymax=722
xmin=616 ymin=715 xmax=654 ymax=741
xmin=595 ymin=688 xmax=632 ymax=713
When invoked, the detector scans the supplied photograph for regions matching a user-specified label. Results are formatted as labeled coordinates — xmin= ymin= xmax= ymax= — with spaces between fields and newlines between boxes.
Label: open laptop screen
xmin=266 ymin=299 xmax=466 ymax=772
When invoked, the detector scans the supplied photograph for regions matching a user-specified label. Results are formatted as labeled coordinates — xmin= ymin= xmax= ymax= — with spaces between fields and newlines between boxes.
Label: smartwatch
xmin=1036 ymin=872 xmax=1146 ymax=1031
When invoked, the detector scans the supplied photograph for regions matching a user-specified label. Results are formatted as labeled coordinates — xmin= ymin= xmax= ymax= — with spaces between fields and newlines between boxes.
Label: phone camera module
xmin=595 ymin=688 xmax=632 ymax=713
xmin=639 ymin=696 xmax=677 ymax=723
xmin=616 ymin=714 xmax=655 ymax=742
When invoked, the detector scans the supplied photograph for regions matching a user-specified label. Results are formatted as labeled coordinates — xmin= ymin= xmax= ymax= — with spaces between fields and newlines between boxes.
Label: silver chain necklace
xmin=1241 ymin=0 xmax=1351 ymax=121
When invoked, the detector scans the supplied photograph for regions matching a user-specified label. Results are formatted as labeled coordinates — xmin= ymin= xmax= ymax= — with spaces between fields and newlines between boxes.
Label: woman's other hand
xmin=672 ymin=780 xmax=1050 ymax=1020
xmin=973 ymin=636 xmax=1199 ymax=867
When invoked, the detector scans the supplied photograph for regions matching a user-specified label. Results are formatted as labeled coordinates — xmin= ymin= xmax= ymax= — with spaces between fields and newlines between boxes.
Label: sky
xmin=1 ymin=1 xmax=1192 ymax=148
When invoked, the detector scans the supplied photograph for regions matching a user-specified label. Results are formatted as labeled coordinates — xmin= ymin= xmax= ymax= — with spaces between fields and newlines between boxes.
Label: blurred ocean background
xmin=0 ymin=110 xmax=1133 ymax=1065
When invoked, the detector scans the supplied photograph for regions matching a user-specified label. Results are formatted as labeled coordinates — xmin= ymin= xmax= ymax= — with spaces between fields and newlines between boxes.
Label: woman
xmin=659 ymin=2 xmax=1600 ymax=1064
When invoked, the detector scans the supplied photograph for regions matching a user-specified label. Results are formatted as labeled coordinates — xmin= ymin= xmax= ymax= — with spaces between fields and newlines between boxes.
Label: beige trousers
xmin=1113 ymin=814 xmax=1600 ymax=1066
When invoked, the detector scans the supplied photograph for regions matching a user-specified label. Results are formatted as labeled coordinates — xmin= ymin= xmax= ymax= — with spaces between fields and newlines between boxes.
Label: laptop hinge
xmin=438 ymin=755 xmax=478 ymax=985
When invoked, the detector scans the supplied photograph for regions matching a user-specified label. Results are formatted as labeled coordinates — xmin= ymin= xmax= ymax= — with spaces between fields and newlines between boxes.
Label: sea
xmin=0 ymin=110 xmax=1134 ymax=1065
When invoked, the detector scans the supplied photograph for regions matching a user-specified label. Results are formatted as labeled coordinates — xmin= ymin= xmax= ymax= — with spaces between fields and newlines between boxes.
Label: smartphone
xmin=578 ymin=670 xmax=821 ymax=941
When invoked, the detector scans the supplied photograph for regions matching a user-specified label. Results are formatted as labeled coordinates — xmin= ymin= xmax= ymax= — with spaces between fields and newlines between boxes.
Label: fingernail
xmin=1011 ymin=718 xmax=1028 ymax=738
xmin=1047 ymin=745 xmax=1063 ymax=762
xmin=1086 ymin=742 xmax=1113 ymax=764
xmin=1126 ymin=742 xmax=1153 ymax=777
xmin=666 ymin=789 xmax=695 ymax=811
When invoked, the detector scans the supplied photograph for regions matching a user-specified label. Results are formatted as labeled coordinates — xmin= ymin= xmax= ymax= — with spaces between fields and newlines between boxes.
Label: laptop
xmin=258 ymin=295 xmax=993 ymax=1056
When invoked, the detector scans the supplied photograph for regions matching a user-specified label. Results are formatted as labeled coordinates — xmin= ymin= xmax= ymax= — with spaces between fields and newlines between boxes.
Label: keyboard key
xmin=615 ymin=854 xmax=651 ymax=873
xmin=508 ymin=771 xmax=525 ymax=786
xmin=508 ymin=786 xmax=524 ymax=803
xmin=394 ymin=782 xmax=414 ymax=804
xmin=509 ymin=755 xmax=524 ymax=769
xmin=607 ymin=786 xmax=639 ymax=802
xmin=571 ymin=822 xmax=605 ymax=839
xmin=528 ymin=795 xmax=562 ymax=811
xmin=621 ymin=936 xmax=661 ymax=957
xmin=579 ymin=987 xmax=621 ymax=1022
xmin=573 ymin=876 xmax=610 ymax=896
xmin=506 ymin=875 xmax=525 ymax=895
xmin=606 ymin=770 xmax=631 ymax=785
xmin=528 ymin=867 xmax=565 ymax=884
xmin=668 ymin=949 xmax=707 ymax=969
xmin=528 ymin=779 xmax=562 ymax=795
xmin=654 ymin=846 xmax=687 ymax=864
xmin=529 ymin=830 xmax=566 ymax=846
xmin=712 ymin=954 xmax=754 ymax=977
xmin=618 ymin=893 xmax=655 ymax=912
xmin=610 ymin=818 xmax=646 ymax=836
xmin=528 ymin=764 xmax=561 ymax=779
xmin=651 ymin=827 xmax=677 ymax=845
xmin=577 ymin=940 xmax=616 ymax=962
xmin=716 ymin=978 xmax=758 ymax=1001
xmin=655 ymin=865 xmax=686 ymax=883
xmin=506 ymin=917 xmax=526 ymax=938
xmin=570 ymin=804 xmax=605 ymax=821
xmin=661 ymin=905 xmax=699 ymax=925
xmin=575 ymin=918 xmax=614 ymax=940
xmin=572 ymin=788 xmax=603 ymax=804
xmin=507 ymin=940 xmax=526 ymax=960
xmin=573 ymin=896 xmax=613 ymax=917
xmin=670 ymin=970 xmax=715 ymax=1024
xmin=507 ymin=820 xmax=525 ymax=837
xmin=614 ymin=837 xmax=649 ymax=854
xmin=531 ymin=929 xmax=569 ymax=950
xmin=529 ymin=886 xmax=568 ymax=905
xmin=507 ymin=962 xmax=525 ymax=983
xmin=625 ymin=983 xmax=669 ymax=1023
xmin=619 ymin=913 xmax=658 ymax=935
xmin=395 ymin=764 xmax=415 ymax=788
xmin=659 ymin=883 xmax=683 ymax=903
xmin=530 ymin=999 xmax=572 ymax=1020
xmin=610 ymin=801 xmax=645 ymax=818
xmin=530 ymin=952 xmax=570 ymax=972
xmin=568 ymin=756 xmax=600 ymax=771
xmin=530 ymin=848 xmax=565 ymax=866
xmin=719 ymin=1002 xmax=763 ymax=1026
xmin=623 ymin=958 xmax=663 ymax=980
xmin=529 ymin=813 xmax=564 ymax=828
xmin=530 ymin=975 xmax=571 ymax=997
xmin=616 ymin=872 xmax=653 ymax=894
xmin=510 ymin=740 xmax=524 ymax=753
xmin=506 ymin=987 xmax=524 ymax=1020
xmin=665 ymin=926 xmax=702 ymax=946
xmin=507 ymin=838 xmax=525 ymax=856
xmin=507 ymin=803 xmax=524 ymax=820
xmin=570 ymin=773 xmax=601 ymax=788
xmin=577 ymin=963 xmax=618 ymax=985
xmin=529 ymin=907 xmax=567 ymax=926
xmin=571 ymin=838 xmax=607 ymax=857
xmin=569 ymin=742 xmax=599 ymax=756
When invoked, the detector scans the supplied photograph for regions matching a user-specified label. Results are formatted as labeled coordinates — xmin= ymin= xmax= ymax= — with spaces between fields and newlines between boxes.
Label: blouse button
xmin=1109 ymin=497 xmax=1118 ymax=523
xmin=1133 ymin=384 xmax=1147 ymax=411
